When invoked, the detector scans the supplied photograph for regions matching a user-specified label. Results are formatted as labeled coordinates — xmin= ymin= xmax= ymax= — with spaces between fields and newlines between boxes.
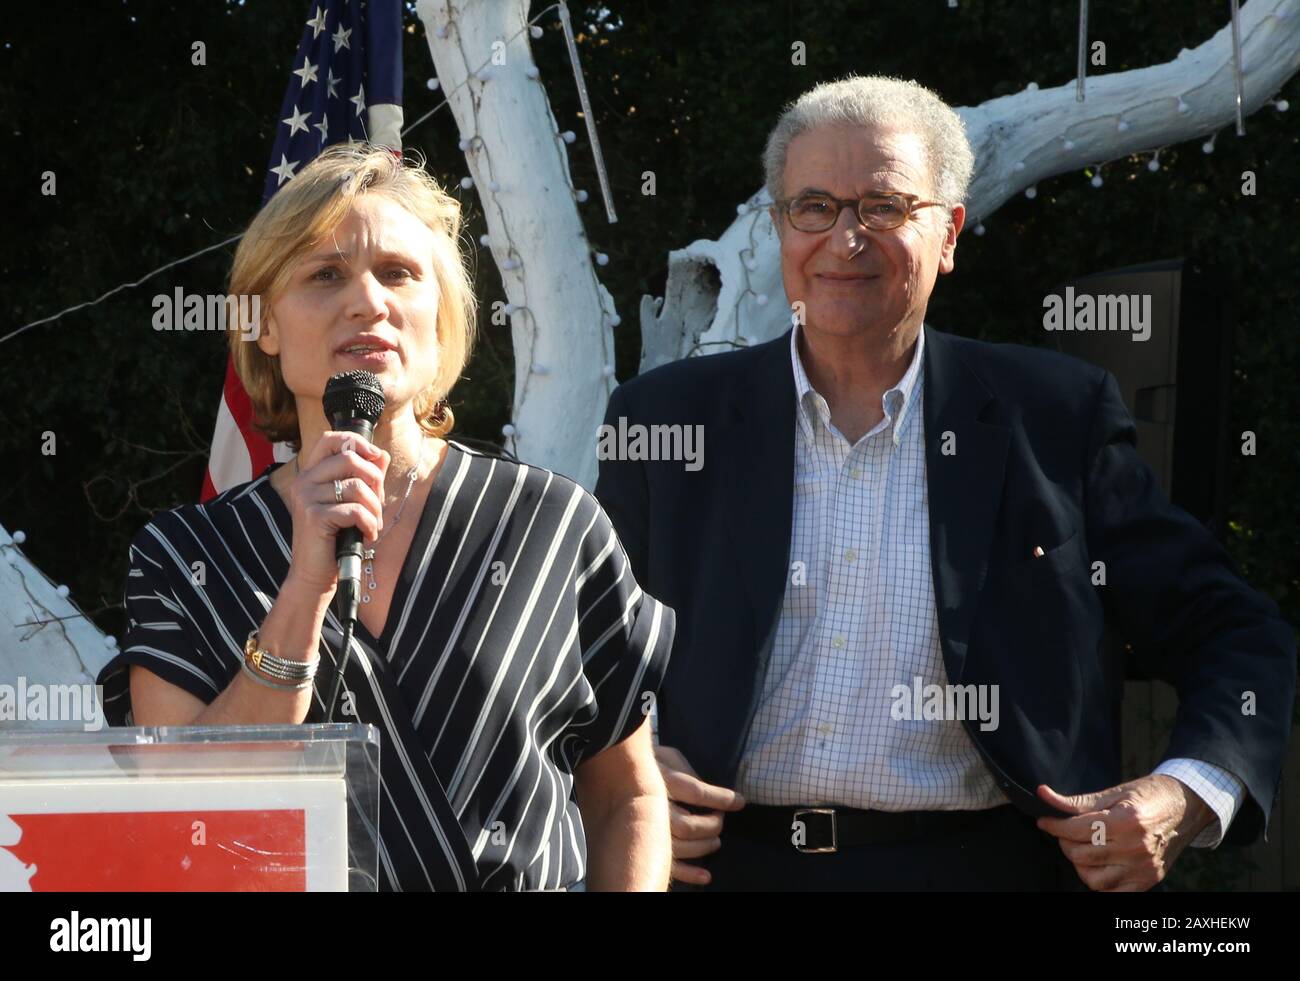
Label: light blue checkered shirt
xmin=732 ymin=324 xmax=1245 ymax=848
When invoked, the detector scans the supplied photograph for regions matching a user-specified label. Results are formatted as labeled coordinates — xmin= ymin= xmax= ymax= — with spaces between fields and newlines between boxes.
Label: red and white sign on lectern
xmin=0 ymin=724 xmax=380 ymax=892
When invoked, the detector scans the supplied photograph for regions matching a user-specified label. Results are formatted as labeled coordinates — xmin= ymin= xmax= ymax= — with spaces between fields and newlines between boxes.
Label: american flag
xmin=202 ymin=0 xmax=404 ymax=501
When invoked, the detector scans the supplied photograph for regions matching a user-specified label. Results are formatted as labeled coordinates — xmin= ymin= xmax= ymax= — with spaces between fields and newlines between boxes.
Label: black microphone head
xmin=323 ymin=370 xmax=386 ymax=426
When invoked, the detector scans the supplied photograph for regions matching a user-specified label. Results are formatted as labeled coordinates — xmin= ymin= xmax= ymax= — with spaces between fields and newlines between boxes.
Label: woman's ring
xmin=334 ymin=479 xmax=344 ymax=503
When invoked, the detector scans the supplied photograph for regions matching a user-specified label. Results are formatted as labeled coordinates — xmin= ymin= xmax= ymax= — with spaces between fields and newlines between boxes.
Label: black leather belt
xmin=725 ymin=804 xmax=1013 ymax=853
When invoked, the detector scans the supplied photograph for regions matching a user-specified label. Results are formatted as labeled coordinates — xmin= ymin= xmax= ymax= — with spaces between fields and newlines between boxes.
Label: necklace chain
xmin=361 ymin=434 xmax=428 ymax=601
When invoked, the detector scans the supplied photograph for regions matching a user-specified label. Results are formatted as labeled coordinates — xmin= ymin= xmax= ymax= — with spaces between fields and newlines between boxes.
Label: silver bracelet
xmin=244 ymin=629 xmax=319 ymax=681
xmin=240 ymin=659 xmax=314 ymax=691
xmin=252 ymin=654 xmax=315 ymax=686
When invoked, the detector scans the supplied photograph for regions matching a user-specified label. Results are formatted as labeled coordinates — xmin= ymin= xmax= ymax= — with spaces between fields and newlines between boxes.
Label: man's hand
xmin=654 ymin=745 xmax=746 ymax=886
xmin=1035 ymin=775 xmax=1216 ymax=891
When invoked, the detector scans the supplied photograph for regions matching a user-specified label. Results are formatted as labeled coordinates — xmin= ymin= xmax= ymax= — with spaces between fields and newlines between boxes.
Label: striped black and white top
xmin=97 ymin=441 xmax=674 ymax=891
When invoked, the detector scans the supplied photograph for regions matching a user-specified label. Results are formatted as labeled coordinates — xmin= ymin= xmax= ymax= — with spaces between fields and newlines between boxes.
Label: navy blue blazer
xmin=593 ymin=324 xmax=1295 ymax=846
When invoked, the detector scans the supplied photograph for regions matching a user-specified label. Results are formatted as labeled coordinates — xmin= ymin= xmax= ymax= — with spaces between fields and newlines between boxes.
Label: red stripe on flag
xmin=201 ymin=356 xmax=275 ymax=502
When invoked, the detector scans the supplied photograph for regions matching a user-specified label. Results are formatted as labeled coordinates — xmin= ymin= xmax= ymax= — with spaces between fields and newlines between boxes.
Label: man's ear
xmin=938 ymin=203 xmax=966 ymax=275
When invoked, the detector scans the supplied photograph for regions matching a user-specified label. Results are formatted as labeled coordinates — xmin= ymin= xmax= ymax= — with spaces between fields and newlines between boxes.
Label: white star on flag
xmin=332 ymin=24 xmax=352 ymax=52
xmin=314 ymin=114 xmax=329 ymax=142
xmin=282 ymin=106 xmax=311 ymax=136
xmin=350 ymin=83 xmax=366 ymax=118
xmin=293 ymin=56 xmax=319 ymax=88
xmin=270 ymin=154 xmax=299 ymax=186
xmin=306 ymin=7 xmax=327 ymax=39
xmin=326 ymin=68 xmax=341 ymax=99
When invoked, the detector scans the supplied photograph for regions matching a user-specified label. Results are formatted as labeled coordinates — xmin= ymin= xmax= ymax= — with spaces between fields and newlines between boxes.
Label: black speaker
xmin=1044 ymin=257 xmax=1235 ymax=536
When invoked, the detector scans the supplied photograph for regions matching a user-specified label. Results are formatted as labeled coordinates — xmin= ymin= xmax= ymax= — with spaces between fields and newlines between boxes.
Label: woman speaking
xmin=97 ymin=143 xmax=674 ymax=892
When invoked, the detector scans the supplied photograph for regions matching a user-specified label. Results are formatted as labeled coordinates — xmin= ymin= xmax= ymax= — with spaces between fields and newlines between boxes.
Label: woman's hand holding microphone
xmin=282 ymin=432 xmax=391 ymax=596
xmin=250 ymin=433 xmax=392 ymax=696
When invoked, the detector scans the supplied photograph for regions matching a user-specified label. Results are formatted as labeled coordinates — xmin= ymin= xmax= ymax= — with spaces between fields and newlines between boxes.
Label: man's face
xmin=773 ymin=123 xmax=964 ymax=343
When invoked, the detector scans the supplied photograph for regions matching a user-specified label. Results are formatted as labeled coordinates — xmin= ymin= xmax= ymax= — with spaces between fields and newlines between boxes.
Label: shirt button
xmin=831 ymin=635 xmax=845 ymax=649
xmin=843 ymin=549 xmax=857 ymax=563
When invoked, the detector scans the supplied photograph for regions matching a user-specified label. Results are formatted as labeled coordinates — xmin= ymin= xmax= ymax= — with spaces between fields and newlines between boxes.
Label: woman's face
xmin=257 ymin=194 xmax=443 ymax=425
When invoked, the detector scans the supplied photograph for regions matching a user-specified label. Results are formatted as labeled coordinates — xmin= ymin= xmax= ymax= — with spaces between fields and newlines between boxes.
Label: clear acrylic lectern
xmin=0 ymin=724 xmax=380 ymax=891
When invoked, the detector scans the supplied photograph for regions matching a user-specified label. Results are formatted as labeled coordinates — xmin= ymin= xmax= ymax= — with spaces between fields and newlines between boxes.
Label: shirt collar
xmin=790 ymin=322 xmax=926 ymax=444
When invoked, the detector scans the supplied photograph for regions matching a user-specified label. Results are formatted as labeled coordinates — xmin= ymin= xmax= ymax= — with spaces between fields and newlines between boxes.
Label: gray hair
xmin=762 ymin=75 xmax=974 ymax=210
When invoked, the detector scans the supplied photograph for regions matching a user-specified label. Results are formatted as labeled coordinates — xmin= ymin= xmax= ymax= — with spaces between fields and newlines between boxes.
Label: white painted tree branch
xmin=417 ymin=0 xmax=616 ymax=490
xmin=0 ymin=524 xmax=114 ymax=729
xmin=639 ymin=0 xmax=1300 ymax=373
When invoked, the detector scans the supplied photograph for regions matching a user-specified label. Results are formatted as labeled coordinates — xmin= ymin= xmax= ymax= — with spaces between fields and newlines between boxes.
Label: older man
xmin=593 ymin=75 xmax=1295 ymax=891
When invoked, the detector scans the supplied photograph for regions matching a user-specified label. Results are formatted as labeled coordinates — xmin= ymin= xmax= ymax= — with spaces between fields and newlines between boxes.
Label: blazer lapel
xmin=921 ymin=324 xmax=1010 ymax=686
xmin=717 ymin=332 xmax=797 ymax=677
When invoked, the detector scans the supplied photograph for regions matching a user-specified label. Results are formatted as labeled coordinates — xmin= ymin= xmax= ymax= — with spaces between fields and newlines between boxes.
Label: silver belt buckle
xmin=792 ymin=807 xmax=837 ymax=853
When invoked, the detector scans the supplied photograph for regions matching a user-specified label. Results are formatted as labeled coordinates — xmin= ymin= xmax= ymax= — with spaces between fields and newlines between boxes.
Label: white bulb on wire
xmin=458 ymin=138 xmax=470 ymax=151
xmin=12 ymin=531 xmax=25 ymax=544
xmin=1026 ymin=81 xmax=1039 ymax=92
xmin=1013 ymin=161 xmax=1025 ymax=172
xmin=525 ymin=65 xmax=539 ymax=79
xmin=56 ymin=584 xmax=70 ymax=598
xmin=1063 ymin=139 xmax=1075 ymax=150
xmin=755 ymin=293 xmax=769 ymax=306
xmin=1091 ymin=174 xmax=1103 ymax=188
xmin=609 ymin=313 xmax=621 ymax=326
xmin=1202 ymin=139 xmax=1215 ymax=154
xmin=1117 ymin=120 xmax=1130 ymax=132
xmin=1178 ymin=99 xmax=1190 ymax=114
xmin=502 ymin=423 xmax=516 ymax=438
xmin=1148 ymin=157 xmax=1160 ymax=172
xmin=479 ymin=233 xmax=491 ymax=246
xmin=561 ymin=131 xmax=576 ymax=144
xmin=575 ymin=189 xmax=589 ymax=203
xmin=1275 ymin=99 xmax=1290 ymax=112
xmin=974 ymin=223 xmax=986 ymax=236
xmin=530 ymin=25 xmax=543 ymax=39
xmin=460 ymin=176 xmax=474 ymax=189
xmin=1025 ymin=185 xmax=1037 ymax=199
xmin=595 ymin=252 xmax=609 ymax=266
xmin=427 ymin=78 xmax=440 ymax=91
xmin=104 ymin=634 xmax=118 ymax=649
xmin=602 ymin=364 xmax=615 ymax=378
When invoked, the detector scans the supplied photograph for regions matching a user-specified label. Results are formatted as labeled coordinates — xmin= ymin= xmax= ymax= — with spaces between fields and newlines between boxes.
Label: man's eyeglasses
xmin=776 ymin=191 xmax=945 ymax=233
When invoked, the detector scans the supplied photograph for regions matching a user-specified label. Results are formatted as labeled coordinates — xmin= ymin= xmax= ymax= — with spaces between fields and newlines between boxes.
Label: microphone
xmin=322 ymin=370 xmax=386 ymax=627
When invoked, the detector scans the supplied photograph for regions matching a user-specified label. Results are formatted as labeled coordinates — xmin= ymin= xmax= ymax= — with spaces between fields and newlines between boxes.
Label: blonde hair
xmin=227 ymin=143 xmax=477 ymax=450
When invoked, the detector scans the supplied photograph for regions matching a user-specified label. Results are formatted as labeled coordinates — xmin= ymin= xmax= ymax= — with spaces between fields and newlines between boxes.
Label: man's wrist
xmin=1164 ymin=775 xmax=1215 ymax=838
